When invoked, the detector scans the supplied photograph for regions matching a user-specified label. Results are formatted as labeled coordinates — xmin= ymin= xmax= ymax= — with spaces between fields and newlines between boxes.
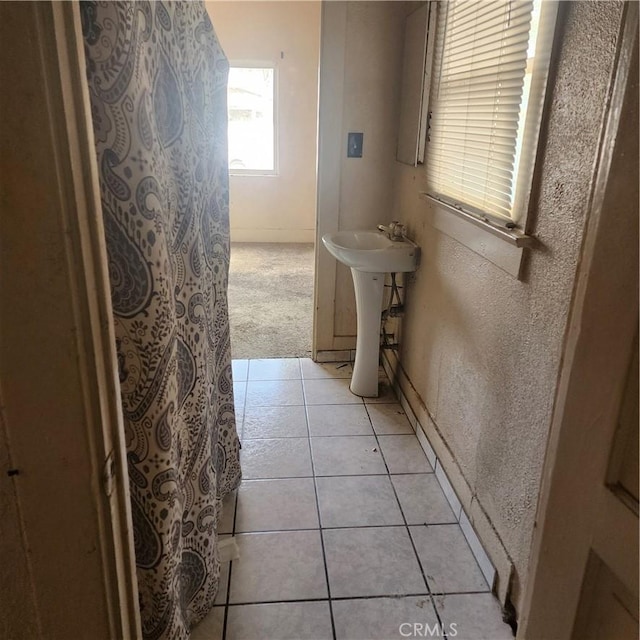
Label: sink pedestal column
xmin=350 ymin=268 xmax=384 ymax=397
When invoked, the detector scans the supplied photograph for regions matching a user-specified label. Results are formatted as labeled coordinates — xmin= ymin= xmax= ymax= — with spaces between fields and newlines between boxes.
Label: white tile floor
xmin=192 ymin=358 xmax=514 ymax=640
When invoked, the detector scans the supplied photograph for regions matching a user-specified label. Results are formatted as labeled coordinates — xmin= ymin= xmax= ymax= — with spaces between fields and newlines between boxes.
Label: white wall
xmin=315 ymin=1 xmax=406 ymax=353
xmin=206 ymin=1 xmax=321 ymax=243
xmin=315 ymin=0 xmax=628 ymax=618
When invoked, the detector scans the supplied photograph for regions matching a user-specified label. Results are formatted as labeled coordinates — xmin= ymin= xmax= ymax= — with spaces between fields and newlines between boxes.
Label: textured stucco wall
xmin=390 ymin=1 xmax=625 ymax=611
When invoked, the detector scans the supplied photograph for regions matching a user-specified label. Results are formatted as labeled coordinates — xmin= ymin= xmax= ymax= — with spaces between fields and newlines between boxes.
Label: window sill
xmin=419 ymin=193 xmax=536 ymax=279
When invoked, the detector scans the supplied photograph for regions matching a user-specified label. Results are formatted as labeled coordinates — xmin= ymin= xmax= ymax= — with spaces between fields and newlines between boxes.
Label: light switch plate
xmin=347 ymin=132 xmax=363 ymax=158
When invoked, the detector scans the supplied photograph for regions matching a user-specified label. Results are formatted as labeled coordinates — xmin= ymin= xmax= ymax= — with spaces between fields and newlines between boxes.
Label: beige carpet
xmin=228 ymin=243 xmax=314 ymax=359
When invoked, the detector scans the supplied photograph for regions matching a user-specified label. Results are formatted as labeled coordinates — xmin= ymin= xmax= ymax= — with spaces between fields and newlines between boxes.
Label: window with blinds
xmin=425 ymin=0 xmax=556 ymax=225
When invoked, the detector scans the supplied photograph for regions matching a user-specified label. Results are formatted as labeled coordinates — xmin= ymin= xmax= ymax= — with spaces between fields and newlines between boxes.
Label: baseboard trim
xmin=230 ymin=229 xmax=315 ymax=244
xmin=381 ymin=349 xmax=514 ymax=605
xmin=315 ymin=349 xmax=356 ymax=363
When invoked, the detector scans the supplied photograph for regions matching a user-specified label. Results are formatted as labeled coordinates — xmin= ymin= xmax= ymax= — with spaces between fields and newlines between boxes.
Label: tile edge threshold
xmin=381 ymin=350 xmax=504 ymax=598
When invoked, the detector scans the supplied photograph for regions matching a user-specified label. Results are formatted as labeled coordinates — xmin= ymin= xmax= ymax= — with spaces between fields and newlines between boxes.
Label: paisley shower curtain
xmin=81 ymin=2 xmax=241 ymax=637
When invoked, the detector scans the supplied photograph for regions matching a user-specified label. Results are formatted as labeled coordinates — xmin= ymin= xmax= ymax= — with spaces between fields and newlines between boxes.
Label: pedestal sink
xmin=322 ymin=229 xmax=420 ymax=397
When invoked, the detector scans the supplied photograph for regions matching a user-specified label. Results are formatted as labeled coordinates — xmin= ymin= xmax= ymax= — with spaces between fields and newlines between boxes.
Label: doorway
xmin=205 ymin=1 xmax=321 ymax=360
xmin=228 ymin=243 xmax=314 ymax=358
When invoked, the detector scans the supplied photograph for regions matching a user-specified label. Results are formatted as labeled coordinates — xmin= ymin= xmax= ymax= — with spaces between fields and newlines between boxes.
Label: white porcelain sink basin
xmin=321 ymin=227 xmax=420 ymax=398
xmin=322 ymin=230 xmax=419 ymax=273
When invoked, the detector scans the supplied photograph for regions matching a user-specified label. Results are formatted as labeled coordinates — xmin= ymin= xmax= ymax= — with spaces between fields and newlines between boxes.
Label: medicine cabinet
xmin=396 ymin=2 xmax=437 ymax=167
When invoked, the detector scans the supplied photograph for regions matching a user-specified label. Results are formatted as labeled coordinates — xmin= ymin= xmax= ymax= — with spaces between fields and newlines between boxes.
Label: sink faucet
xmin=377 ymin=221 xmax=407 ymax=241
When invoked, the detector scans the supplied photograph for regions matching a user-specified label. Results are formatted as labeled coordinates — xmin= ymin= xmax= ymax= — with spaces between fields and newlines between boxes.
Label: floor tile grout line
xmin=226 ymin=597 xmax=332 ymax=607
xmin=232 ymin=521 xmax=465 ymax=534
xmin=219 ymin=588 xmax=493 ymax=608
xmin=320 ymin=390 xmax=438 ymax=627
xmin=331 ymin=589 xmax=493 ymax=598
xmin=220 ymin=530 xmax=234 ymax=638
xmin=239 ymin=472 xmax=431 ymax=480
xmin=221 ymin=603 xmax=229 ymax=640
xmin=221 ymin=491 xmax=241 ymax=639
xmin=244 ymin=357 xmax=305 ymax=383
xmin=308 ymin=408 xmax=338 ymax=640
xmin=370 ymin=405 xmax=454 ymax=637
xmin=364 ymin=390 xmax=456 ymax=636
xmin=242 ymin=471 xmax=435 ymax=479
xmin=315 ymin=523 xmax=337 ymax=640
xmin=246 ymin=397 xmax=401 ymax=406
xmin=230 ymin=359 xmax=294 ymax=636
xmin=229 ymin=362 xmax=485 ymax=637
xmin=245 ymin=403 xmax=367 ymax=408
xmin=302 ymin=395 xmax=312 ymax=440
xmin=242 ymin=432 xmax=419 ymax=439
xmin=233 ymin=366 xmax=248 ymax=443
xmin=393 ymin=481 xmax=451 ymax=634
xmin=222 ymin=384 xmax=246 ymax=640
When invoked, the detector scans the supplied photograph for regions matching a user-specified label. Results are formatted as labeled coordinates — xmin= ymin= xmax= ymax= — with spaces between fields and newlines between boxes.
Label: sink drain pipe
xmin=381 ymin=272 xmax=404 ymax=350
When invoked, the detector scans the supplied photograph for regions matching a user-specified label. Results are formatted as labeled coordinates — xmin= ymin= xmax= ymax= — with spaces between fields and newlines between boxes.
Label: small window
xmin=227 ymin=66 xmax=276 ymax=174
xmin=424 ymin=0 xmax=557 ymax=227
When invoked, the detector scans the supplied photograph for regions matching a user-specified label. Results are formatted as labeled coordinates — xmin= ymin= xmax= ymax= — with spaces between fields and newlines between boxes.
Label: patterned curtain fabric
xmin=81 ymin=2 xmax=241 ymax=637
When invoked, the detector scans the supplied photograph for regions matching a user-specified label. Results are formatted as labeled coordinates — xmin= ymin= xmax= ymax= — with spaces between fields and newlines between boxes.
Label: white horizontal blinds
xmin=426 ymin=0 xmax=535 ymax=221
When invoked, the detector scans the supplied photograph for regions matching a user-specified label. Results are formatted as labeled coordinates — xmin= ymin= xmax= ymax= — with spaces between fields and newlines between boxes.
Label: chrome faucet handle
xmin=391 ymin=223 xmax=406 ymax=240
xmin=378 ymin=221 xmax=406 ymax=240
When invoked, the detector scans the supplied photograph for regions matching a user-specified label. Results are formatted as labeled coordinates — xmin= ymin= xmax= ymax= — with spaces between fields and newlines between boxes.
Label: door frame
xmin=1 ymin=2 xmax=140 ymax=636
xmin=53 ymin=3 xmax=141 ymax=634
xmin=518 ymin=4 xmax=639 ymax=637
xmin=313 ymin=1 xmax=352 ymax=358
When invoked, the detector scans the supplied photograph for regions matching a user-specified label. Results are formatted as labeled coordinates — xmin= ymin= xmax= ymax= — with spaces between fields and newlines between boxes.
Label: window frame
xmin=419 ymin=0 xmax=559 ymax=273
xmin=227 ymin=61 xmax=279 ymax=177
